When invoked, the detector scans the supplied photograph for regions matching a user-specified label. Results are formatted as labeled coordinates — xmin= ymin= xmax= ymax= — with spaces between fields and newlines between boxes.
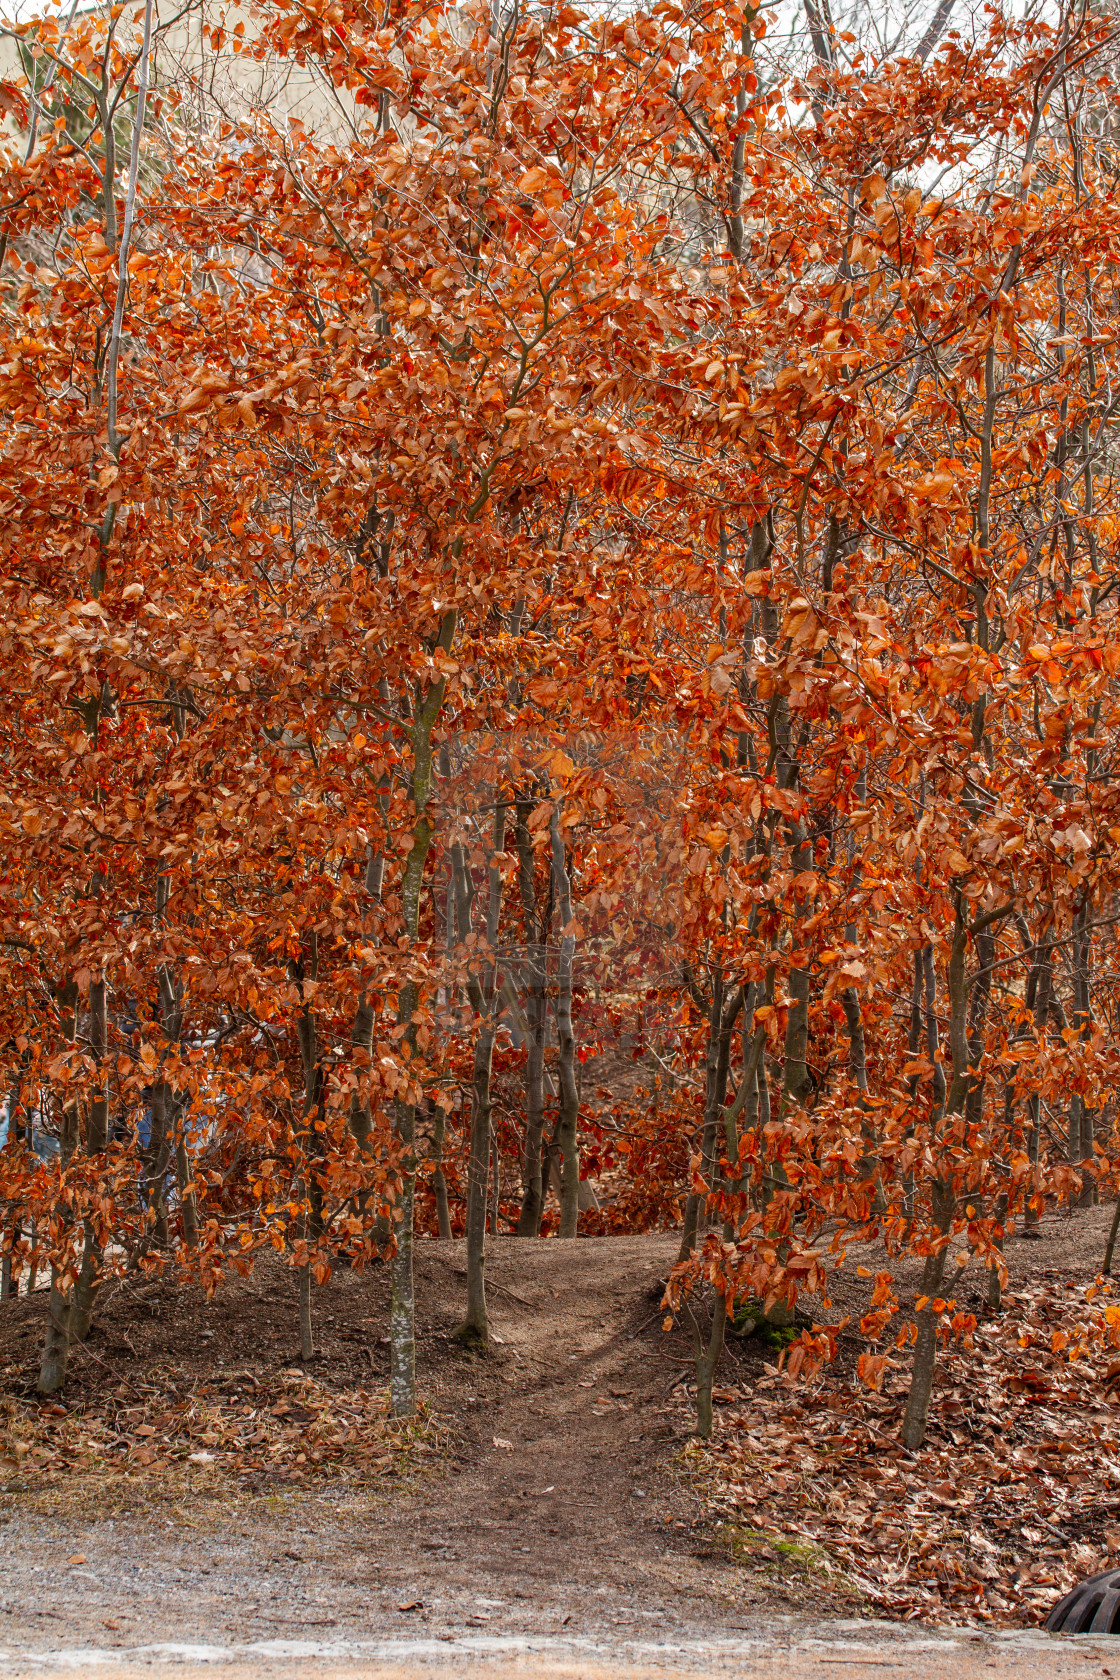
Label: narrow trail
xmin=0 ymin=1235 xmax=1106 ymax=1676
xmin=370 ymin=1235 xmax=692 ymax=1611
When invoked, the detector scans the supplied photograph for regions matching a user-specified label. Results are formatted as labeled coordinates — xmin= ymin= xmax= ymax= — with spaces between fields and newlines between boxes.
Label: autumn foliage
xmin=2 ymin=0 xmax=1120 ymax=1456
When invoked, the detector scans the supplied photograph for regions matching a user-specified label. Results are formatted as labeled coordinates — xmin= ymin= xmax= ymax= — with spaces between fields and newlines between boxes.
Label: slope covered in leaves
xmin=693 ymin=1266 xmax=1120 ymax=1625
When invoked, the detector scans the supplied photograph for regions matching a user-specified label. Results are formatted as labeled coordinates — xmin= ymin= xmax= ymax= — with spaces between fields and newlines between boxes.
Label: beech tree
xmin=2 ymin=0 xmax=1120 ymax=1459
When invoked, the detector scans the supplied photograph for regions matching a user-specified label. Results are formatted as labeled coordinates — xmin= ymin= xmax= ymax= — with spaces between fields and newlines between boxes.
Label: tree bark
xmin=900 ymin=1180 xmax=954 ymax=1450
xmin=432 ymin=1101 xmax=453 ymax=1240
xmin=71 ymin=975 xmax=108 ymax=1342
xmin=550 ymin=804 xmax=580 ymax=1238
xmin=515 ymin=793 xmax=548 ymax=1236
xmin=298 ymin=1196 xmax=314 ymax=1361
xmin=38 ymin=980 xmax=79 ymax=1394
xmin=1070 ymin=900 xmax=1095 ymax=1207
xmin=454 ymin=797 xmax=506 ymax=1344
xmin=680 ymin=979 xmax=743 ymax=1261
xmin=901 ymin=899 xmax=983 ymax=1448
xmin=389 ymin=1073 xmax=417 ymax=1416
xmin=1 ymin=1065 xmax=26 ymax=1299
xmin=460 ymin=1016 xmax=496 ymax=1344
xmin=389 ymin=624 xmax=452 ymax=1416
xmin=1024 ymin=936 xmax=1051 ymax=1231
xmin=348 ymin=835 xmax=386 ymax=1191
xmin=693 ymin=1293 xmax=728 ymax=1440
xmin=1104 ymin=1193 xmax=1120 ymax=1277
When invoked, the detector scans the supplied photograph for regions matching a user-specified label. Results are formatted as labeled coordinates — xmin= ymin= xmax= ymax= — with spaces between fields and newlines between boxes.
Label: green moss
xmin=730 ymin=1300 xmax=799 ymax=1348
xmin=711 ymin=1521 xmax=864 ymax=1605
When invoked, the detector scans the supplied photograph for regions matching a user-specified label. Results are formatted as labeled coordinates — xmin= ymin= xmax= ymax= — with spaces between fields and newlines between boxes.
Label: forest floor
xmin=1 ymin=1219 xmax=1119 ymax=1678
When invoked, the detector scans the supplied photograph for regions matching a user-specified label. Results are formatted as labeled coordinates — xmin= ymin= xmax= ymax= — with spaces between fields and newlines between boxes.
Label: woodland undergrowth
xmin=690 ymin=1276 xmax=1120 ymax=1624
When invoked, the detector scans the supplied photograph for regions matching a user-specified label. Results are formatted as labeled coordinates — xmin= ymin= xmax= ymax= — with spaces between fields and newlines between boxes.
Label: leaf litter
xmin=688 ymin=1276 xmax=1120 ymax=1625
xmin=0 ymin=1365 xmax=448 ymax=1491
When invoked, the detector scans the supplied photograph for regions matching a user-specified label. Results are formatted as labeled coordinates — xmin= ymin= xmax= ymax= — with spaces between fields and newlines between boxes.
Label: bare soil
xmin=0 ymin=1216 xmax=1116 ymax=1676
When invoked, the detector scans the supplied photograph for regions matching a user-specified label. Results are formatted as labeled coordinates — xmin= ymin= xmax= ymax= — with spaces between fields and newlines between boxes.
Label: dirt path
xmin=2 ymin=1236 xmax=717 ymax=1651
xmin=0 ymin=1230 xmax=1114 ymax=1675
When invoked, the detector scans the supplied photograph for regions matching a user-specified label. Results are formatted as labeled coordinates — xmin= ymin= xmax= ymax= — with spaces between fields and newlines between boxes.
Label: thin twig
xmin=105 ymin=0 xmax=154 ymax=459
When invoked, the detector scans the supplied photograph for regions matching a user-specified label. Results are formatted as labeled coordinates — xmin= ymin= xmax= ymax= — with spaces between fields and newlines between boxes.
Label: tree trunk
xmin=1071 ymin=901 xmax=1095 ymax=1207
xmin=900 ymin=1182 xmax=953 ymax=1450
xmin=1024 ymin=938 xmax=1051 ymax=1231
xmin=489 ymin=1127 xmax=501 ymax=1234
xmin=454 ymin=799 xmax=506 ymax=1343
xmin=388 ymin=632 xmax=451 ymax=1417
xmin=349 ymin=842 xmax=384 ymax=1222
xmin=680 ymin=976 xmax=723 ymax=1263
xmin=175 ymin=1135 xmax=199 ymax=1250
xmin=298 ymin=1198 xmax=314 ymax=1361
xmin=901 ymin=901 xmax=975 ymax=1448
xmin=39 ymin=1272 xmax=73 ymax=1395
xmin=38 ymin=981 xmax=79 ymax=1394
xmin=694 ymin=1293 xmax=728 ymax=1440
xmin=1 ymin=1069 xmax=25 ymax=1299
xmin=550 ymin=805 xmax=580 ymax=1239
xmin=71 ymin=975 xmax=108 ymax=1342
xmin=516 ymin=794 xmax=548 ymax=1236
xmin=459 ymin=1021 xmax=496 ymax=1345
xmin=1104 ymin=1193 xmax=1120 ymax=1276
xmin=988 ymin=1187 xmax=1008 ymax=1310
xmin=389 ymin=1092 xmax=417 ymax=1415
xmin=432 ymin=1102 xmax=452 ymax=1240
xmin=144 ymin=1082 xmax=171 ymax=1249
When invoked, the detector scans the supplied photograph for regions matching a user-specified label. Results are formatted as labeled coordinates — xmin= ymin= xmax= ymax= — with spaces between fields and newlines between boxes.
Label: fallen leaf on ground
xmin=689 ymin=1278 xmax=1120 ymax=1627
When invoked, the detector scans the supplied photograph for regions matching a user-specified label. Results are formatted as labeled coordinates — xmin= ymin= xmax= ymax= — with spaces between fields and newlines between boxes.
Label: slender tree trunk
xmin=518 ymin=995 xmax=546 ymax=1234
xmin=1024 ymin=939 xmax=1051 ymax=1231
xmin=389 ymin=634 xmax=452 ymax=1417
xmin=693 ymin=1294 xmax=728 ymax=1440
xmin=143 ymin=1082 xmax=171 ymax=1249
xmin=297 ymin=1198 xmax=314 ymax=1361
xmin=432 ymin=1102 xmax=452 ymax=1240
xmin=680 ymin=979 xmax=743 ymax=1260
xmin=778 ymin=818 xmax=814 ymax=1120
xmin=41 ymin=1113 xmax=77 ymax=1393
xmin=1071 ymin=900 xmax=1095 ymax=1207
xmin=2 ymin=1073 xmax=22 ymax=1299
xmin=350 ymin=843 xmax=384 ymax=1222
xmin=754 ymin=822 xmax=814 ymax=1330
xmin=965 ymin=929 xmax=994 ymax=1128
xmin=459 ymin=1019 xmax=496 ymax=1344
xmin=988 ymin=1187 xmax=1008 ymax=1311
xmin=288 ymin=935 xmax=326 ymax=1353
xmin=71 ymin=975 xmax=108 ymax=1341
xmin=901 ymin=900 xmax=977 ymax=1448
xmin=902 ymin=912 xmax=968 ymax=1450
xmin=175 ymin=1135 xmax=198 ymax=1250
xmin=680 ymin=977 xmax=723 ymax=1262
xmin=1104 ymin=1193 xmax=1120 ymax=1276
xmin=516 ymin=795 xmax=548 ymax=1236
xmin=349 ymin=991 xmax=376 ymax=1160
xmin=389 ymin=1082 xmax=417 ymax=1416
xmin=39 ymin=981 xmax=79 ymax=1394
xmin=922 ymin=943 xmax=947 ymax=1117
xmin=901 ymin=1182 xmax=953 ymax=1450
xmin=39 ymin=1271 xmax=73 ymax=1394
xmin=489 ymin=1127 xmax=501 ymax=1234
xmin=455 ymin=799 xmax=506 ymax=1343
xmin=550 ymin=804 xmax=580 ymax=1238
